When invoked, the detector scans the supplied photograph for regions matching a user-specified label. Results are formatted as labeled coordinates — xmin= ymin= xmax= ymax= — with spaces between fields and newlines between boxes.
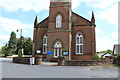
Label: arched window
xmin=43 ymin=35 xmax=47 ymax=54
xmin=56 ymin=15 xmax=62 ymax=28
xmin=54 ymin=42 xmax=62 ymax=58
xmin=54 ymin=42 xmax=62 ymax=48
xmin=76 ymin=33 xmax=83 ymax=54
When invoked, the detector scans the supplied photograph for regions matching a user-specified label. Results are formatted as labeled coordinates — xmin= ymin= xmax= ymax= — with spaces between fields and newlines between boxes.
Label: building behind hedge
xmin=32 ymin=0 xmax=96 ymax=61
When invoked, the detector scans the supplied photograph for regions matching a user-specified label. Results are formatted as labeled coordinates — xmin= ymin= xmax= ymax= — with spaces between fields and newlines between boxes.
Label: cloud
xmin=0 ymin=17 xmax=33 ymax=46
xmin=82 ymin=0 xmax=118 ymax=9
xmin=0 ymin=17 xmax=33 ymax=32
xmin=96 ymin=28 xmax=118 ymax=51
xmin=0 ymin=34 xmax=9 ymax=48
xmin=96 ymin=3 xmax=118 ymax=26
xmin=0 ymin=0 xmax=50 ymax=12
xmin=0 ymin=0 xmax=82 ymax=12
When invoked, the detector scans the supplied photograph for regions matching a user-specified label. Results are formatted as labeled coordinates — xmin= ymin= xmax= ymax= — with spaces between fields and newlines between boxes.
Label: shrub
xmin=0 ymin=54 xmax=5 ymax=57
xmin=117 ymin=53 xmax=120 ymax=61
xmin=18 ymin=49 xmax=23 ymax=58
xmin=92 ymin=54 xmax=100 ymax=60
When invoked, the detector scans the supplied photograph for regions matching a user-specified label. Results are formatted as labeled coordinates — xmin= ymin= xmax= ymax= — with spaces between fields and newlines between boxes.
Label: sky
xmin=0 ymin=0 xmax=118 ymax=52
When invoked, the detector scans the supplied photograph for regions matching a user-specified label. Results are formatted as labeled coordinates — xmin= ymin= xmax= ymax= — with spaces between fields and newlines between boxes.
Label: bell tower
xmin=47 ymin=0 xmax=72 ymax=60
xmin=49 ymin=0 xmax=72 ymax=30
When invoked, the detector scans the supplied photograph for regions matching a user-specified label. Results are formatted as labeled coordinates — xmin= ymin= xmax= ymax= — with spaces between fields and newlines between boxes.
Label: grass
xmin=90 ymin=64 xmax=120 ymax=67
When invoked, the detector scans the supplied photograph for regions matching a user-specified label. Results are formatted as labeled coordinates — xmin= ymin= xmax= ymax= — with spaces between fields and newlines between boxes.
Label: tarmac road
xmin=0 ymin=58 xmax=119 ymax=78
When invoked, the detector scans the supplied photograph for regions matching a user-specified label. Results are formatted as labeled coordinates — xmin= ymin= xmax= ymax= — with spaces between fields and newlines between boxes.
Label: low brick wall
xmin=13 ymin=57 xmax=30 ymax=64
xmin=13 ymin=57 xmax=42 ymax=65
xmin=64 ymin=60 xmax=113 ymax=66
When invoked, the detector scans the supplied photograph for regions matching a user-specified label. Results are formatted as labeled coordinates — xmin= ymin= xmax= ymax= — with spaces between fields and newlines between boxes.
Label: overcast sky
xmin=0 ymin=0 xmax=118 ymax=52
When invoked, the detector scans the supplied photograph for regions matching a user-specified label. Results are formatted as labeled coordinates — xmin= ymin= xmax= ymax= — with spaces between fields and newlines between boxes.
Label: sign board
xmin=47 ymin=51 xmax=53 ymax=55
xmin=63 ymin=52 xmax=68 ymax=55
xmin=37 ymin=50 xmax=41 ymax=54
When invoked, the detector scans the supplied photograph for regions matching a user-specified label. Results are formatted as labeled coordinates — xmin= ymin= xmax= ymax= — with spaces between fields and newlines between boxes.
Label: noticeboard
xmin=47 ymin=51 xmax=53 ymax=55
xmin=63 ymin=52 xmax=68 ymax=55
xmin=37 ymin=50 xmax=41 ymax=54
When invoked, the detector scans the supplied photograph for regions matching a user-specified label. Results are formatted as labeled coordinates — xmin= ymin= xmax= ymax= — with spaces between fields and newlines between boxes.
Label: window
xmin=56 ymin=15 xmax=62 ymax=28
xmin=43 ymin=35 xmax=47 ymax=54
xmin=76 ymin=33 xmax=83 ymax=54
xmin=54 ymin=42 xmax=62 ymax=48
xmin=54 ymin=42 xmax=62 ymax=58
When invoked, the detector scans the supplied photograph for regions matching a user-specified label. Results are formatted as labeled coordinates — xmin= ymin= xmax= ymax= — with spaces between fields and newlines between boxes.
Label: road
xmin=0 ymin=58 xmax=119 ymax=78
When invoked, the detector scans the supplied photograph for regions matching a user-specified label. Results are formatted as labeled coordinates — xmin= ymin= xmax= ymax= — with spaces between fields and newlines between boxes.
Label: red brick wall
xmin=72 ymin=26 xmax=93 ymax=55
xmin=75 ymin=55 xmax=92 ymax=60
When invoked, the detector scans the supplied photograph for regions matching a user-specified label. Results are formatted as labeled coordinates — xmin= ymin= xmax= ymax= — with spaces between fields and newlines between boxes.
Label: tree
xmin=106 ymin=49 xmax=113 ymax=54
xmin=23 ymin=38 xmax=32 ymax=55
xmin=99 ymin=49 xmax=113 ymax=54
xmin=18 ymin=49 xmax=23 ymax=58
xmin=16 ymin=36 xmax=26 ymax=54
xmin=7 ymin=31 xmax=17 ymax=55
xmin=0 ymin=45 xmax=8 ymax=57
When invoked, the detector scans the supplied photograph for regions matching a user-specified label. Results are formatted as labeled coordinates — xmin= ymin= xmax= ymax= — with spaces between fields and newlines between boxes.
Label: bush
xmin=18 ymin=49 xmax=23 ymax=58
xmin=117 ymin=53 xmax=120 ymax=61
xmin=0 ymin=53 xmax=5 ymax=57
xmin=92 ymin=54 xmax=100 ymax=60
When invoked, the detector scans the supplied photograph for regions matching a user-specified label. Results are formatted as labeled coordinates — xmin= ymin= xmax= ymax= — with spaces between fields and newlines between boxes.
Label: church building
xmin=32 ymin=0 xmax=96 ymax=61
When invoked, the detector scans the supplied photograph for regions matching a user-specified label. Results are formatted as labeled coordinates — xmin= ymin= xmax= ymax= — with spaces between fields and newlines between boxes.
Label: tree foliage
xmin=18 ymin=49 xmax=23 ymax=58
xmin=16 ymin=36 xmax=26 ymax=54
xmin=7 ymin=31 xmax=17 ymax=55
xmin=99 ymin=49 xmax=113 ymax=54
xmin=117 ymin=53 xmax=120 ymax=61
xmin=0 ymin=45 xmax=8 ymax=57
xmin=92 ymin=54 xmax=100 ymax=60
xmin=0 ymin=31 xmax=33 ymax=57
xmin=23 ymin=38 xmax=32 ymax=55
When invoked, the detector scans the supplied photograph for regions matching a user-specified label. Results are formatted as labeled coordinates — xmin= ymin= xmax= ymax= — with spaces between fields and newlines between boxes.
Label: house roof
xmin=34 ymin=11 xmax=92 ymax=28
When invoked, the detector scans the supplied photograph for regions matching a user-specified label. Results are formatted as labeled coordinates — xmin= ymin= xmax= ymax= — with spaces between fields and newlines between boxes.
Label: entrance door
xmin=54 ymin=48 xmax=62 ymax=58
xmin=54 ymin=42 xmax=62 ymax=58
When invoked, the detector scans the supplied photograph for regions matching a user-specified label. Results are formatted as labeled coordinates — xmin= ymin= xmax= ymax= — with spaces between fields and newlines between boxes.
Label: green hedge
xmin=92 ymin=54 xmax=100 ymax=60
xmin=117 ymin=53 xmax=120 ymax=61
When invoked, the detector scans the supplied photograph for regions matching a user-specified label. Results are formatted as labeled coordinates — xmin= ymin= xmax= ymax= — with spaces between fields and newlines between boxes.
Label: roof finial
xmin=34 ymin=15 xmax=38 ymax=26
xmin=91 ymin=11 xmax=95 ymax=24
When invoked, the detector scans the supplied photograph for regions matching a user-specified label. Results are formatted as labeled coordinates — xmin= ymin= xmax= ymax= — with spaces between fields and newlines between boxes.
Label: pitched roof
xmin=35 ymin=11 xmax=92 ymax=28
xmin=72 ymin=12 xmax=91 ymax=26
xmin=35 ymin=17 xmax=49 ymax=28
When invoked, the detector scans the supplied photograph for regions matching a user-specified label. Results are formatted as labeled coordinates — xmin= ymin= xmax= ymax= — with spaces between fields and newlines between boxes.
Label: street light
xmin=16 ymin=29 xmax=24 ymax=55
xmin=16 ymin=29 xmax=22 ymax=37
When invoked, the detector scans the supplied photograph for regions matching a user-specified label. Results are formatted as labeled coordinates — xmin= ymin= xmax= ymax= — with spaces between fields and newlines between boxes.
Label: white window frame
xmin=43 ymin=35 xmax=47 ymax=54
xmin=76 ymin=33 xmax=83 ymax=54
xmin=54 ymin=42 xmax=62 ymax=58
xmin=56 ymin=15 xmax=62 ymax=28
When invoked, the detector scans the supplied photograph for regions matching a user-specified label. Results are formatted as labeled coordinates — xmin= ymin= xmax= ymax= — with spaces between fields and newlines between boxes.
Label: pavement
xmin=0 ymin=58 xmax=119 ymax=78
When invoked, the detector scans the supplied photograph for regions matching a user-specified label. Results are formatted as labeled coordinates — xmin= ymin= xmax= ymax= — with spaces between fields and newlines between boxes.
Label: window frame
xmin=56 ymin=15 xmax=62 ymax=28
xmin=76 ymin=33 xmax=83 ymax=54
xmin=43 ymin=35 xmax=47 ymax=54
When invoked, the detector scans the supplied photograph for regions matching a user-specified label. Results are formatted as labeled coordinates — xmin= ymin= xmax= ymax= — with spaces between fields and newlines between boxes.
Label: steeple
xmin=91 ymin=11 xmax=95 ymax=25
xmin=34 ymin=15 xmax=38 ymax=26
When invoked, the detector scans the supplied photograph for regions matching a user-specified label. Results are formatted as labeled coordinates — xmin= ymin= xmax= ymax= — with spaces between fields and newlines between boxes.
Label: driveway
xmin=0 ymin=58 xmax=119 ymax=78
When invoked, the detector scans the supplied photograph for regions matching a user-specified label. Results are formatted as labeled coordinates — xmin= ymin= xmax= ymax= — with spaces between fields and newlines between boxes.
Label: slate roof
xmin=35 ymin=12 xmax=92 ymax=28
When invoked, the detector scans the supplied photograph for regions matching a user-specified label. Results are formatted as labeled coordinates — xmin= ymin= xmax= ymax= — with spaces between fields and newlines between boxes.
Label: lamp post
xmin=16 ymin=29 xmax=22 ymax=37
xmin=16 ymin=29 xmax=23 ymax=55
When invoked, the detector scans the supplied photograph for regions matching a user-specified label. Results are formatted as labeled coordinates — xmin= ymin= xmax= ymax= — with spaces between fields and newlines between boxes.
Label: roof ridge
xmin=72 ymin=11 xmax=91 ymax=23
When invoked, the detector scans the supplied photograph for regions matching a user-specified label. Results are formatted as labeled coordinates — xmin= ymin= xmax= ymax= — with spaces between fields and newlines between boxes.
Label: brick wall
xmin=64 ymin=60 xmax=113 ymax=66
